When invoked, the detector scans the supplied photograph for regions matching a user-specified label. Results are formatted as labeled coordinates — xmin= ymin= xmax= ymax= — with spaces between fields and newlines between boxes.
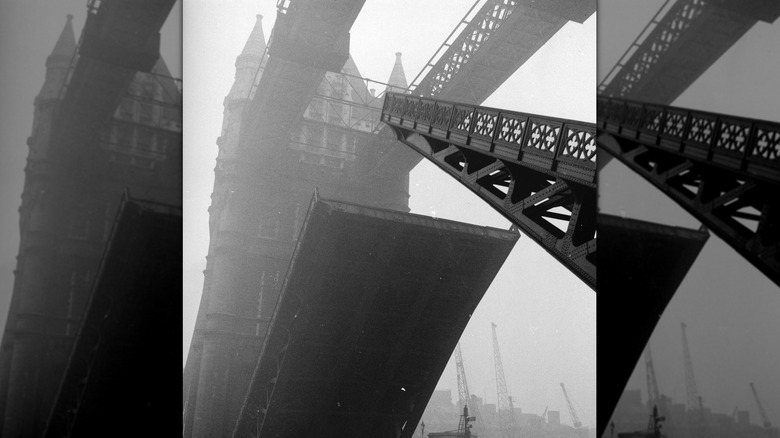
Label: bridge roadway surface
xmin=231 ymin=195 xmax=518 ymax=438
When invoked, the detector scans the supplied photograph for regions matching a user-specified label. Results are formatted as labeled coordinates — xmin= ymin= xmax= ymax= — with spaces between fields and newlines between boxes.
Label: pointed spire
xmin=239 ymin=15 xmax=267 ymax=60
xmin=39 ymin=15 xmax=76 ymax=100
xmin=386 ymin=52 xmax=408 ymax=92
xmin=228 ymin=14 xmax=267 ymax=101
xmin=48 ymin=14 xmax=76 ymax=66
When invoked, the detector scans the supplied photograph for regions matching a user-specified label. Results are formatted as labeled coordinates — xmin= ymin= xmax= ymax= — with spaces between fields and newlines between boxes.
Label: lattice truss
xmin=599 ymin=97 xmax=780 ymax=286
xmin=599 ymin=0 xmax=772 ymax=104
xmin=411 ymin=0 xmax=520 ymax=98
xmin=382 ymin=93 xmax=596 ymax=290
xmin=599 ymin=0 xmax=707 ymax=97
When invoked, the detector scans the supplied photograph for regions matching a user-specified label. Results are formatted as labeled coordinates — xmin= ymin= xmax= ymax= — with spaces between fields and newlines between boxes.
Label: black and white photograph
xmin=0 ymin=0 xmax=777 ymax=437
xmin=181 ymin=1 xmax=595 ymax=437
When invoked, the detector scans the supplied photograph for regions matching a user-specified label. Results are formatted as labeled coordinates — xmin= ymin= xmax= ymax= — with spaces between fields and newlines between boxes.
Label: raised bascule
xmin=597 ymin=0 xmax=780 ymax=434
xmin=183 ymin=0 xmax=595 ymax=437
xmin=231 ymin=195 xmax=518 ymax=437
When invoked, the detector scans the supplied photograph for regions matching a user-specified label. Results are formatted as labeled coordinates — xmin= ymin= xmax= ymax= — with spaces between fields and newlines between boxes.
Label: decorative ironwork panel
xmin=383 ymin=92 xmax=596 ymax=290
xmin=716 ymin=118 xmax=751 ymax=154
xmin=561 ymin=126 xmax=597 ymax=162
xmin=451 ymin=104 xmax=476 ymax=133
xmin=473 ymin=109 xmax=499 ymax=138
xmin=598 ymin=96 xmax=780 ymax=286
xmin=598 ymin=96 xmax=780 ymax=184
xmin=527 ymin=120 xmax=562 ymax=155
xmin=497 ymin=114 xmax=526 ymax=144
xmin=753 ymin=125 xmax=780 ymax=161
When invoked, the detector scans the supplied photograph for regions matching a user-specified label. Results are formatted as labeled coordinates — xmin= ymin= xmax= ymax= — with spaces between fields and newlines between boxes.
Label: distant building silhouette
xmin=607 ymin=387 xmax=779 ymax=438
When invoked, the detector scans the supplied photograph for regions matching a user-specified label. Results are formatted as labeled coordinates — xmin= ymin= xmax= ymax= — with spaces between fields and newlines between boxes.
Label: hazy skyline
xmin=183 ymin=1 xmax=596 ymax=427
xmin=599 ymin=0 xmax=780 ymax=426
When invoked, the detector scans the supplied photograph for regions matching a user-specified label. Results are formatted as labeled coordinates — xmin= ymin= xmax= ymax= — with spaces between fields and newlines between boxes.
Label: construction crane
xmin=455 ymin=343 xmax=487 ymax=437
xmin=750 ymin=382 xmax=773 ymax=429
xmin=560 ymin=382 xmax=583 ymax=429
xmin=681 ymin=323 xmax=706 ymax=438
xmin=644 ymin=345 xmax=673 ymax=433
xmin=492 ymin=323 xmax=518 ymax=438
xmin=645 ymin=346 xmax=661 ymax=408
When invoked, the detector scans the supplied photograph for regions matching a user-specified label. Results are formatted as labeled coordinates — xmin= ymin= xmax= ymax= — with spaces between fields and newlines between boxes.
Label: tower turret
xmin=227 ymin=14 xmax=267 ymax=101
xmin=39 ymin=14 xmax=77 ymax=101
xmin=219 ymin=15 xmax=267 ymax=165
xmin=386 ymin=52 xmax=408 ymax=93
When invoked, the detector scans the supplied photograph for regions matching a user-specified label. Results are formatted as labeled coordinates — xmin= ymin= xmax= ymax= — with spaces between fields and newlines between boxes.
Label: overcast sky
xmin=0 ymin=0 xmax=181 ymax=369
xmin=599 ymin=0 xmax=780 ymax=427
xmin=183 ymin=1 xmax=596 ymax=428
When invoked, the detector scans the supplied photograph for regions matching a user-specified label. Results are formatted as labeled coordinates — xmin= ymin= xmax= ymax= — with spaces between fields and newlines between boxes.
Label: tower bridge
xmin=184 ymin=0 xmax=595 ymax=436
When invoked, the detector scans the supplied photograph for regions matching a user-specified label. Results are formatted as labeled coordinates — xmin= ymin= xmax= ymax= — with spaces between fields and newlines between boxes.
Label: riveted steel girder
xmin=382 ymin=92 xmax=597 ymax=290
xmin=598 ymin=96 xmax=780 ymax=286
